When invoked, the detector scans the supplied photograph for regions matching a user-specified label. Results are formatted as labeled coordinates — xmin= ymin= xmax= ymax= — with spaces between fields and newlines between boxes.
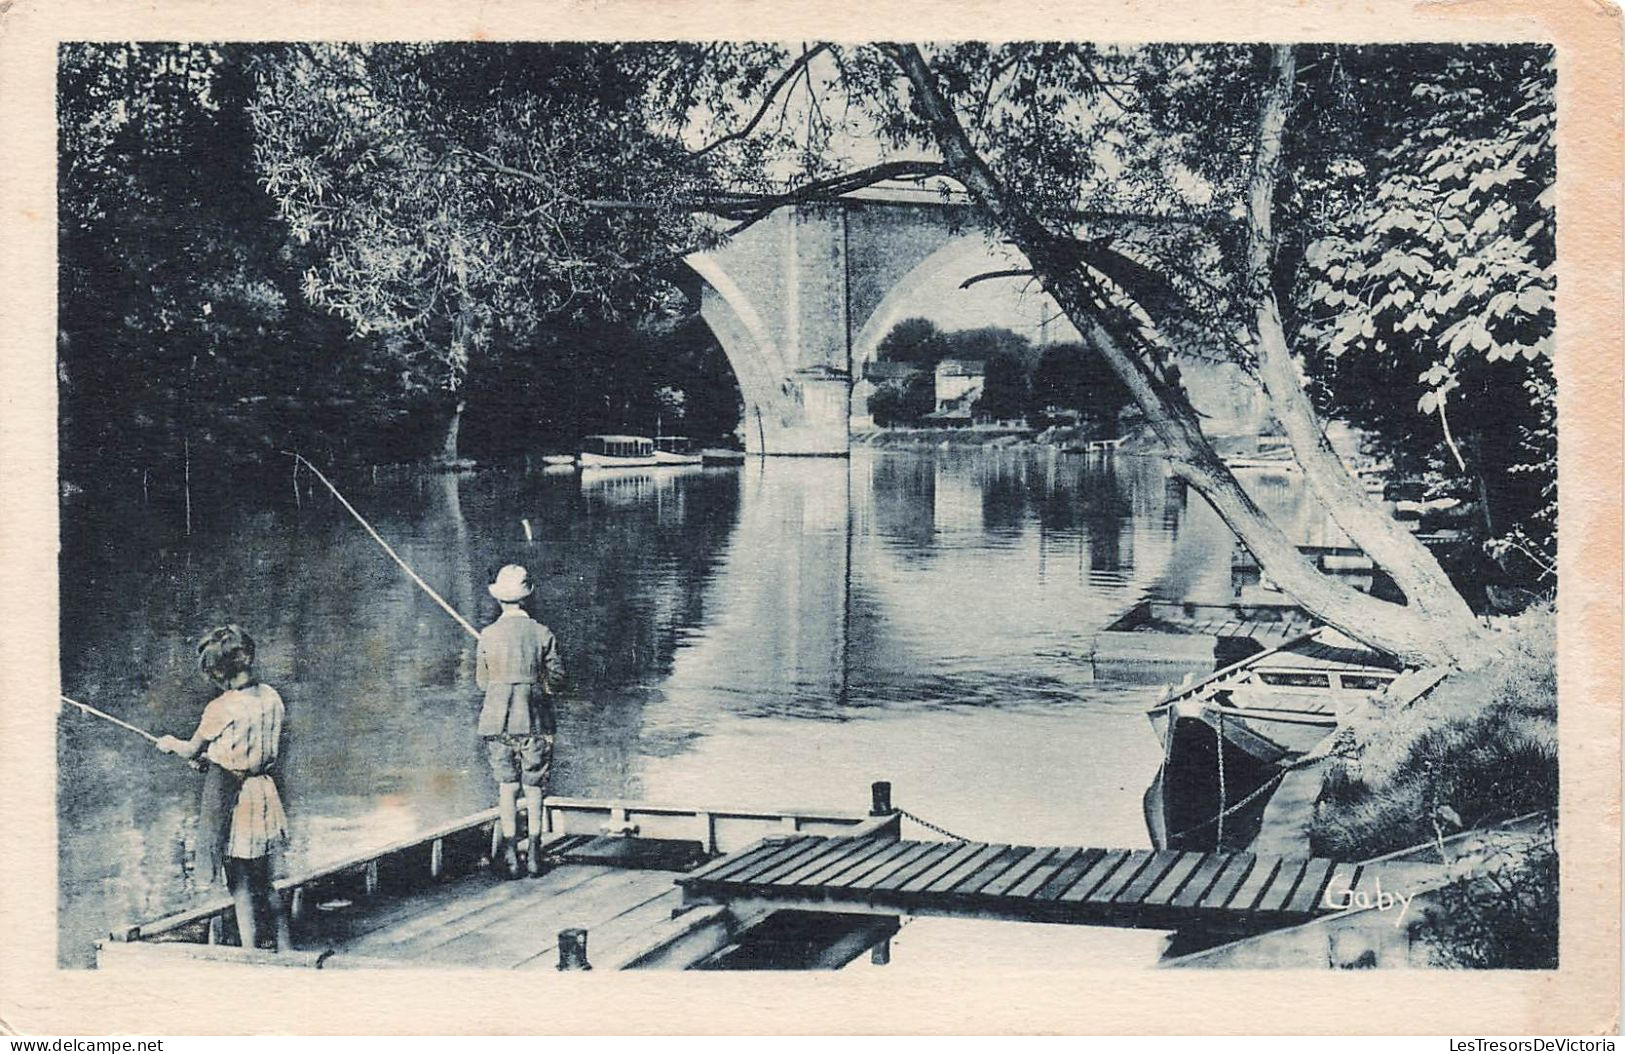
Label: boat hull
xmin=1145 ymin=713 xmax=1286 ymax=853
xmin=579 ymin=453 xmax=661 ymax=468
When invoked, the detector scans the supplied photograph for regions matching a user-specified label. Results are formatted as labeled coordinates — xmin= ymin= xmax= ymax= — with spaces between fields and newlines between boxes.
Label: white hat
xmin=488 ymin=564 xmax=533 ymax=602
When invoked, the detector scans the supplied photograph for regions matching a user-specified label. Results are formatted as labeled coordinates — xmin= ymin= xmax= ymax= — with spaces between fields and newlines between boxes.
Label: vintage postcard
xmin=1 ymin=0 xmax=1619 ymax=1036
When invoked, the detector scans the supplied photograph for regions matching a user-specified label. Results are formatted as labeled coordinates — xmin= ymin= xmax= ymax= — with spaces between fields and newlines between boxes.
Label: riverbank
xmin=1307 ymin=606 xmax=1558 ymax=966
xmin=853 ymin=422 xmax=1161 ymax=451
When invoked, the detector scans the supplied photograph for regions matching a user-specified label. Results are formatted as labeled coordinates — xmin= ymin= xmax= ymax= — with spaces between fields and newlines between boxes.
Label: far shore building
xmin=850 ymin=360 xmax=925 ymax=429
xmin=924 ymin=358 xmax=986 ymax=424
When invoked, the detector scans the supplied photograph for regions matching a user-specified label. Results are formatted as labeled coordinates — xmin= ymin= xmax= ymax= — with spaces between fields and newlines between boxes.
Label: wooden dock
xmin=95 ymin=786 xmax=1449 ymax=971
xmin=98 ymin=795 xmax=905 ymax=972
xmin=1089 ymin=600 xmax=1318 ymax=676
xmin=679 ymin=834 xmax=1446 ymax=932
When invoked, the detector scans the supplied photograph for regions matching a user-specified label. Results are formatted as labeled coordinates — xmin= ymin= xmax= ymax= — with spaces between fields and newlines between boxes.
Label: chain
xmin=1215 ymin=710 xmax=1227 ymax=847
xmin=896 ymin=806 xmax=970 ymax=842
xmin=1166 ymin=768 xmax=1288 ymax=844
xmin=897 ymin=748 xmax=1281 ymax=849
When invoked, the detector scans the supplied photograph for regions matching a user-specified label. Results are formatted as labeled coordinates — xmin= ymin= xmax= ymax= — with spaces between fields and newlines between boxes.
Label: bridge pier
xmin=690 ymin=203 xmax=858 ymax=458
xmin=742 ymin=369 xmax=851 ymax=457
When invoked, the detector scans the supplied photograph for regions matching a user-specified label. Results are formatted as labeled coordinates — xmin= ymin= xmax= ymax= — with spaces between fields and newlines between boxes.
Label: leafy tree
xmin=973 ymin=354 xmax=1028 ymax=421
xmin=876 ymin=316 xmax=950 ymax=366
xmin=944 ymin=328 xmax=1033 ymax=421
xmin=57 ymin=44 xmax=389 ymax=490
xmin=1293 ymin=47 xmax=1555 ymax=583
xmin=868 ymin=372 xmax=936 ymax=427
xmin=247 ymin=43 xmax=712 ymax=461
xmin=1031 ymin=340 xmax=1133 ymax=426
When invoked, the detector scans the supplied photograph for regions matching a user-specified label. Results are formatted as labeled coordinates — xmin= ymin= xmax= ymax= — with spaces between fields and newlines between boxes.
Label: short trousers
xmin=484 ymin=733 xmax=554 ymax=788
xmin=225 ymin=855 xmax=273 ymax=894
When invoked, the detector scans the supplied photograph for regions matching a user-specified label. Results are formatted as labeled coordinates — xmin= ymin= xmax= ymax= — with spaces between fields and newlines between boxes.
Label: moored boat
xmin=1089 ymin=599 xmax=1317 ymax=681
xmin=652 ymin=435 xmax=704 ymax=465
xmin=1222 ymin=453 xmax=1299 ymax=472
xmin=579 ymin=434 xmax=658 ymax=468
xmin=1143 ymin=628 xmax=1404 ymax=853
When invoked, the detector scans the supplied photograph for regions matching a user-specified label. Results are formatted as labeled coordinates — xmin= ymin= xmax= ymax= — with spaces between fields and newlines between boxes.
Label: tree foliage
xmin=248 ymin=44 xmax=713 ymax=413
xmin=57 ymin=43 xmax=744 ymax=487
xmin=1031 ymin=340 xmax=1134 ymax=425
xmin=57 ymin=44 xmax=376 ymax=482
xmin=1293 ymin=47 xmax=1555 ymax=579
xmin=875 ymin=317 xmax=950 ymax=366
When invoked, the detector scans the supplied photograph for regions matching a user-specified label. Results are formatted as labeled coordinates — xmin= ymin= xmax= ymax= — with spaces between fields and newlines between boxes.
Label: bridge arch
xmin=684 ymin=253 xmax=787 ymax=455
xmin=679 ymin=195 xmax=1263 ymax=455
xmin=850 ymin=235 xmax=1038 ymax=370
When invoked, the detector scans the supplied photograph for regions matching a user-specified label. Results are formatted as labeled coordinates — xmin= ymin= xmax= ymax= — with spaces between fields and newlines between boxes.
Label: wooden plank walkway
xmin=679 ymin=835 xmax=1446 ymax=931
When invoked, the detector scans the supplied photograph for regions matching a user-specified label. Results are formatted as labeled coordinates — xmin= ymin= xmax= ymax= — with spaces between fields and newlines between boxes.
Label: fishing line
xmin=282 ymin=451 xmax=480 ymax=640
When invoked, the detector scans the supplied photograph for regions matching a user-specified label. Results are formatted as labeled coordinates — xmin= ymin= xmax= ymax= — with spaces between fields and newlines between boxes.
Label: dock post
xmin=870 ymin=937 xmax=892 ymax=966
xmin=870 ymin=781 xmax=893 ymax=816
xmin=557 ymin=928 xmax=592 ymax=971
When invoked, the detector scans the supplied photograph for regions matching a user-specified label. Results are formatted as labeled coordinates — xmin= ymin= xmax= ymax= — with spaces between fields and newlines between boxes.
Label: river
xmin=57 ymin=447 xmax=1331 ymax=968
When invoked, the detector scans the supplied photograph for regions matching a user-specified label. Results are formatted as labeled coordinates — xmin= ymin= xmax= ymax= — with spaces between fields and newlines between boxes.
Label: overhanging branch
xmin=959 ymin=268 xmax=1034 ymax=289
xmin=692 ymin=44 xmax=834 ymax=159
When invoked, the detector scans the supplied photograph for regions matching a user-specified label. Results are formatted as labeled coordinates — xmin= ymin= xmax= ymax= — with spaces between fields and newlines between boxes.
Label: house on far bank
xmin=928 ymin=359 xmax=985 ymax=423
xmin=851 ymin=360 xmax=925 ymax=429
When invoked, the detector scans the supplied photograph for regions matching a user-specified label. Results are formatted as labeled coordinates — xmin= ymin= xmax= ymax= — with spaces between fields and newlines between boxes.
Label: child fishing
xmin=476 ymin=564 xmax=565 ymax=878
xmin=156 ymin=624 xmax=293 ymax=951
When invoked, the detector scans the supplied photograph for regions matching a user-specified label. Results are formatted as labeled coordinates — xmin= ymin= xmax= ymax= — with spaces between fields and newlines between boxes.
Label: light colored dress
xmin=195 ymin=683 xmax=288 ymax=867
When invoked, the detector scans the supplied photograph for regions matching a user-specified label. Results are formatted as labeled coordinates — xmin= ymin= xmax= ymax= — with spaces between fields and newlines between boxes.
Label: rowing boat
xmin=1143 ymin=628 xmax=1404 ymax=852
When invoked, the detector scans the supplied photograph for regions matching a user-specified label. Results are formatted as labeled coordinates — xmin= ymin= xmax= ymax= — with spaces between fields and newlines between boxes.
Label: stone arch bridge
xmin=684 ymin=187 xmax=1264 ymax=455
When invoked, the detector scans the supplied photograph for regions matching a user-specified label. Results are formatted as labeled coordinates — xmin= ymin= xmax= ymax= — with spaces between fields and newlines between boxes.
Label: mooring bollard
xmin=870 ymin=780 xmax=893 ymax=816
xmin=557 ymin=927 xmax=592 ymax=971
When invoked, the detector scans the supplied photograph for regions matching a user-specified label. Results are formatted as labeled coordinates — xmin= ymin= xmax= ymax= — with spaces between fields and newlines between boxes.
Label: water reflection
xmin=58 ymin=448 xmax=1340 ymax=968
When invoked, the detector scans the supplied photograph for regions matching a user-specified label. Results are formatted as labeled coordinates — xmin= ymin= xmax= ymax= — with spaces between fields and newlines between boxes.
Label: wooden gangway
xmin=678 ymin=834 xmax=1445 ymax=931
xmin=98 ymin=796 xmax=904 ymax=971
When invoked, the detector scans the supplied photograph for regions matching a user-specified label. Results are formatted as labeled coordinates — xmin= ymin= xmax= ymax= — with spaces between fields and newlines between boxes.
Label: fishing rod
xmin=282 ymin=451 xmax=480 ymax=640
xmin=66 ymin=454 xmax=481 ymax=754
xmin=59 ymin=694 xmax=161 ymax=743
xmin=59 ymin=694 xmax=203 ymax=769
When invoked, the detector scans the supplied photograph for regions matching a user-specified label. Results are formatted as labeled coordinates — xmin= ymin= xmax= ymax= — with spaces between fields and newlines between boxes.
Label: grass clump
xmin=1416 ymin=832 xmax=1559 ymax=969
xmin=1310 ymin=606 xmax=1556 ymax=861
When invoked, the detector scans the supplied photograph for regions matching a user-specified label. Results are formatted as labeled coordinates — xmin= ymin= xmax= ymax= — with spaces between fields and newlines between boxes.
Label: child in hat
xmin=157 ymin=624 xmax=293 ymax=951
xmin=476 ymin=564 xmax=565 ymax=877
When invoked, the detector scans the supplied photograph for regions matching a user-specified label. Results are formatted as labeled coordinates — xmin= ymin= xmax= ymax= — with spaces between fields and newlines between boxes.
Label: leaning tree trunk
xmin=1243 ymin=45 xmax=1487 ymax=644
xmin=888 ymin=43 xmax=1483 ymax=667
xmin=440 ymin=399 xmax=465 ymax=464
